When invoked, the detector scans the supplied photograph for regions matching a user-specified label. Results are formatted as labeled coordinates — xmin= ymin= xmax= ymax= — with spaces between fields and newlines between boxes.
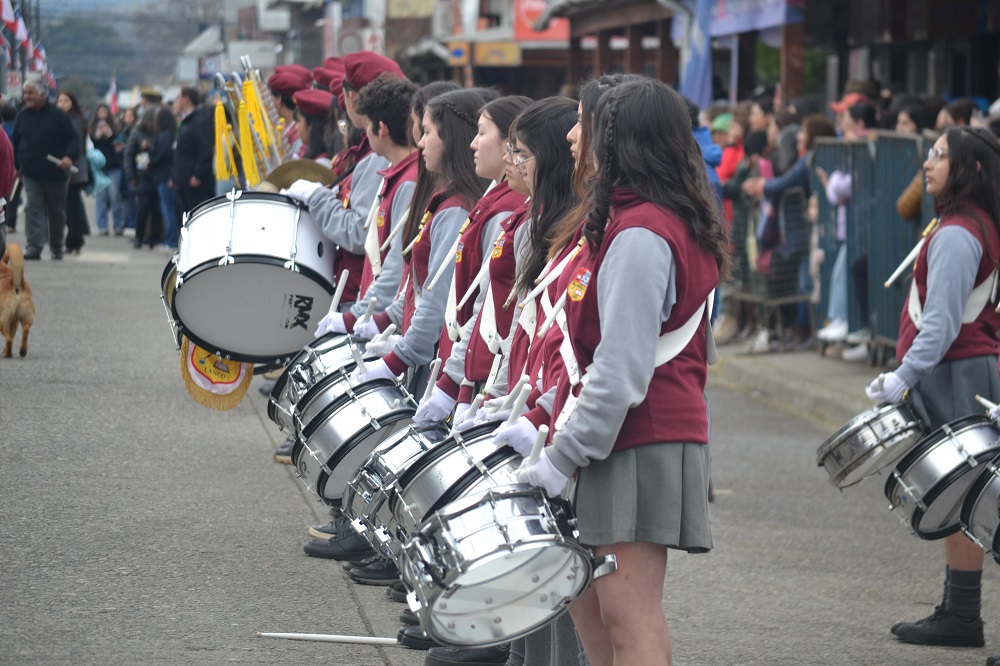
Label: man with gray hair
xmin=12 ymin=76 xmax=79 ymax=260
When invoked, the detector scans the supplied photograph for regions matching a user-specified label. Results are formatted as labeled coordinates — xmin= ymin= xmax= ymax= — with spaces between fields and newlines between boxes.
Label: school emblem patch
xmin=491 ymin=237 xmax=506 ymax=259
xmin=456 ymin=241 xmax=464 ymax=263
xmin=567 ymin=269 xmax=591 ymax=301
xmin=376 ymin=209 xmax=386 ymax=228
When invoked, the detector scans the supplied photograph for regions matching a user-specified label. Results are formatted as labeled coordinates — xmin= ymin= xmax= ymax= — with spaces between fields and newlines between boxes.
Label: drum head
xmin=172 ymin=257 xmax=334 ymax=364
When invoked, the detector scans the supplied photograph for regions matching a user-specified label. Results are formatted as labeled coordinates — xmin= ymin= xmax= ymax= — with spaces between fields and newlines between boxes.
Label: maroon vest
xmin=358 ymin=151 xmax=419 ymax=295
xmin=549 ymin=191 xmax=719 ymax=449
xmin=896 ymin=208 xmax=1000 ymax=363
xmin=332 ymin=137 xmax=373 ymax=305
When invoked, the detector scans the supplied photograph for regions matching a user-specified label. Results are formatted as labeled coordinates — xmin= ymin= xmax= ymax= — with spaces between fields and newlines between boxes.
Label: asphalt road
xmin=0 ymin=227 xmax=996 ymax=665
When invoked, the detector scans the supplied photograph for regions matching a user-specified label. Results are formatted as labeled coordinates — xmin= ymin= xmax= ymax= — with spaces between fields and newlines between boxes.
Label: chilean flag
xmin=1 ymin=0 xmax=15 ymax=33
xmin=109 ymin=76 xmax=119 ymax=115
xmin=13 ymin=10 xmax=28 ymax=48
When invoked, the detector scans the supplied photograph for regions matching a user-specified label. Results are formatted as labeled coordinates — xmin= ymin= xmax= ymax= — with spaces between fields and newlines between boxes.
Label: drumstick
xmin=537 ymin=292 xmax=567 ymax=337
xmin=457 ymin=252 xmax=492 ymax=309
xmin=506 ymin=384 xmax=531 ymax=426
xmin=363 ymin=178 xmax=386 ymax=230
xmin=46 ymin=154 xmax=79 ymax=174
xmin=380 ymin=208 xmax=410 ymax=253
xmin=975 ymin=394 xmax=998 ymax=411
xmin=350 ymin=344 xmax=368 ymax=375
xmin=518 ymin=241 xmax=583 ymax=309
xmin=372 ymin=323 xmax=397 ymax=343
xmin=884 ymin=239 xmax=925 ymax=288
xmin=421 ymin=358 xmax=442 ymax=403
xmin=497 ymin=375 xmax=530 ymax=412
xmin=452 ymin=393 xmax=483 ymax=433
xmin=328 ymin=269 xmax=350 ymax=314
xmin=356 ymin=297 xmax=377 ymax=325
xmin=257 ymin=632 xmax=399 ymax=646
xmin=527 ymin=424 xmax=549 ymax=466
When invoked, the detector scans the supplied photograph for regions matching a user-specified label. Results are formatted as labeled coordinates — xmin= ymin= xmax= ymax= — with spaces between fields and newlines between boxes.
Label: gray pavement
xmin=0 ymin=214 xmax=997 ymax=665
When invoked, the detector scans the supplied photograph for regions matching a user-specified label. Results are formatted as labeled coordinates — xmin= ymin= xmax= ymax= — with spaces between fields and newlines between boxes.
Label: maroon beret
xmin=275 ymin=64 xmax=312 ymax=80
xmin=268 ymin=70 xmax=312 ymax=98
xmin=311 ymin=67 xmax=339 ymax=92
xmin=293 ymin=88 xmax=334 ymax=118
xmin=343 ymin=51 xmax=404 ymax=91
xmin=324 ymin=57 xmax=344 ymax=71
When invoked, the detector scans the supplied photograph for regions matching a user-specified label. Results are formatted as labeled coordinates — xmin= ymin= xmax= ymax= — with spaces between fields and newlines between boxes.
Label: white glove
xmin=493 ymin=416 xmax=539 ymax=458
xmin=414 ymin=386 xmax=457 ymax=423
xmin=353 ymin=317 xmax=381 ymax=340
xmin=282 ymin=179 xmax=324 ymax=203
xmin=314 ymin=312 xmax=348 ymax=338
xmin=453 ymin=402 xmax=471 ymax=424
xmin=516 ymin=449 xmax=571 ymax=497
xmin=365 ymin=334 xmax=401 ymax=357
xmin=990 ymin=402 xmax=1000 ymax=424
xmin=350 ymin=358 xmax=403 ymax=384
xmin=865 ymin=372 xmax=909 ymax=405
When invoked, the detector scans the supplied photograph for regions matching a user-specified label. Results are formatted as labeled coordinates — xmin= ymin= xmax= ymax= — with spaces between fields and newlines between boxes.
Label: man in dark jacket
xmin=13 ymin=77 xmax=79 ymax=260
xmin=170 ymin=87 xmax=215 ymax=215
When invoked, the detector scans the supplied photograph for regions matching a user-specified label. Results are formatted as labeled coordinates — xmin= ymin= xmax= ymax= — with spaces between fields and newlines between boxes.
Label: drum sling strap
xmin=363 ymin=178 xmax=387 ymax=278
xmin=907 ymin=267 xmax=999 ymax=330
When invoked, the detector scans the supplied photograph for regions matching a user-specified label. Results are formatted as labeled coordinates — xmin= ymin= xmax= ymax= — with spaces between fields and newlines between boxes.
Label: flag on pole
xmin=1 ymin=0 xmax=15 ymax=32
xmin=679 ymin=0 xmax=714 ymax=110
xmin=14 ymin=10 xmax=28 ymax=47
xmin=109 ymin=76 xmax=119 ymax=115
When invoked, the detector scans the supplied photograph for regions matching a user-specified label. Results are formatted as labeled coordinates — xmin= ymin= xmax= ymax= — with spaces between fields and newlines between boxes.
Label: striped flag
xmin=109 ymin=76 xmax=119 ymax=115
xmin=1 ymin=0 xmax=15 ymax=32
xmin=13 ymin=10 xmax=27 ymax=47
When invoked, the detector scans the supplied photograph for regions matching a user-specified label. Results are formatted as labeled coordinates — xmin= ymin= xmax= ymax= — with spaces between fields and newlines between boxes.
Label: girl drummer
xmin=867 ymin=126 xmax=1000 ymax=649
xmin=351 ymin=89 xmax=488 ymax=395
xmin=515 ymin=77 xmax=729 ymax=665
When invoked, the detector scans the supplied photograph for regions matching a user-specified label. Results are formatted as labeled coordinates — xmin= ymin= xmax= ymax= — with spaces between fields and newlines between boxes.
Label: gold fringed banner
xmin=179 ymin=337 xmax=253 ymax=410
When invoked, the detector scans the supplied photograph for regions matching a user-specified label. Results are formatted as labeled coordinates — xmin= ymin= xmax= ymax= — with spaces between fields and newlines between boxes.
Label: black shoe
xmin=114 ymin=229 xmax=124 ymax=237
xmin=399 ymin=607 xmax=419 ymax=626
xmin=22 ymin=252 xmax=40 ymax=260
xmin=273 ymin=436 xmax=295 ymax=465
xmin=893 ymin=607 xmax=984 ymax=647
xmin=988 ymin=657 xmax=1000 ymax=666
xmin=346 ymin=556 xmax=399 ymax=586
xmin=387 ymin=579 xmax=409 ymax=602
xmin=398 ymin=625 xmax=441 ymax=651
xmin=302 ymin=528 xmax=376 ymax=561
xmin=424 ymin=644 xmax=511 ymax=665
xmin=51 ymin=252 xmax=63 ymax=261
xmin=308 ymin=516 xmax=349 ymax=539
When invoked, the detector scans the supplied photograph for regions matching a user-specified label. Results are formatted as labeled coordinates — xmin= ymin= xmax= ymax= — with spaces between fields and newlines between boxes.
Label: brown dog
xmin=0 ymin=242 xmax=35 ymax=358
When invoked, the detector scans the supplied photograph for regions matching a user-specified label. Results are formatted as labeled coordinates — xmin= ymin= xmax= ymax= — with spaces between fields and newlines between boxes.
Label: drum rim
xmin=299 ymin=379 xmax=405 ymax=440
xmin=959 ymin=453 xmax=1000 ymax=555
xmin=816 ymin=402 xmax=923 ymax=464
xmin=315 ymin=412 xmax=414 ymax=501
xmin=291 ymin=365 xmax=359 ymax=420
xmin=185 ymin=190 xmax=305 ymax=220
xmin=421 ymin=446 xmax=520 ymax=520
xmin=269 ymin=334 xmax=357 ymax=407
xmin=394 ymin=423 xmax=500 ymax=492
xmin=884 ymin=415 xmax=994 ymax=489
xmin=174 ymin=254 xmax=335 ymax=295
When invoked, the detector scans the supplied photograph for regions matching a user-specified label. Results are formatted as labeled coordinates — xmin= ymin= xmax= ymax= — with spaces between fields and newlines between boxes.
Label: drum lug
xmin=218 ymin=254 xmax=235 ymax=266
xmin=284 ymin=205 xmax=302 ymax=273
xmin=406 ymin=591 xmax=422 ymax=613
xmin=592 ymin=554 xmax=617 ymax=579
xmin=351 ymin=518 xmax=368 ymax=534
xmin=963 ymin=528 xmax=988 ymax=552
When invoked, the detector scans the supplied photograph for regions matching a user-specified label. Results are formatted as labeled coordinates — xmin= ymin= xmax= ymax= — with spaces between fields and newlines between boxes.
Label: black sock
xmin=946 ymin=568 xmax=982 ymax=620
xmin=941 ymin=566 xmax=950 ymax=609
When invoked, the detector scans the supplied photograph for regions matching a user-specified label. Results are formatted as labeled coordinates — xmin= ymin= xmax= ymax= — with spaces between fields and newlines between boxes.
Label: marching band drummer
xmin=267 ymin=66 xmax=312 ymax=159
xmin=867 ymin=126 xmax=1000 ymax=649
xmin=283 ymin=51 xmax=405 ymax=317
xmin=349 ymin=89 xmax=489 ymax=395
xmin=412 ymin=94 xmax=532 ymax=424
xmin=291 ymin=88 xmax=334 ymax=167
xmin=514 ymin=78 xmax=729 ymax=666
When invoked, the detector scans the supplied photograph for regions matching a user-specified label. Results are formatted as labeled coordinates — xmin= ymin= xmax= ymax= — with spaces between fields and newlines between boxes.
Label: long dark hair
xmin=401 ymin=89 xmax=488 ymax=253
xmin=297 ymin=107 xmax=330 ymax=160
xmin=937 ymin=126 xmax=1000 ymax=261
xmin=585 ymin=77 xmax=730 ymax=278
xmin=509 ymin=97 xmax=579 ymax=296
xmin=154 ymin=107 xmax=176 ymax=135
xmin=88 ymin=103 xmax=120 ymax=138
xmin=480 ymin=95 xmax=532 ymax=144
xmin=548 ymin=73 xmax=640 ymax=260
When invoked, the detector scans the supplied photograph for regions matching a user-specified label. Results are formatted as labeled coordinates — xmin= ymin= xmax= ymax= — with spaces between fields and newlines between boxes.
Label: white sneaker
xmin=817 ymin=318 xmax=848 ymax=343
xmin=743 ymin=328 xmax=771 ymax=354
xmin=841 ymin=344 xmax=869 ymax=363
xmin=845 ymin=327 xmax=871 ymax=345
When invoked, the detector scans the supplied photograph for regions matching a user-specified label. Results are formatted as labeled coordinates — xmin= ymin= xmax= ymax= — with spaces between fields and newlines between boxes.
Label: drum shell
xmin=885 ymin=415 xmax=1000 ymax=539
xmin=400 ymin=485 xmax=594 ymax=647
xmin=391 ymin=423 xmax=519 ymax=539
xmin=959 ymin=455 xmax=1000 ymax=564
xmin=816 ymin=403 xmax=926 ymax=488
xmin=172 ymin=192 xmax=336 ymax=364
xmin=343 ymin=422 xmax=451 ymax=558
xmin=293 ymin=379 xmax=416 ymax=504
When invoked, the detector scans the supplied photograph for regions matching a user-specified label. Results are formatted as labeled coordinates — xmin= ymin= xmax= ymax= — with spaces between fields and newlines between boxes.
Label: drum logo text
xmin=285 ymin=294 xmax=314 ymax=329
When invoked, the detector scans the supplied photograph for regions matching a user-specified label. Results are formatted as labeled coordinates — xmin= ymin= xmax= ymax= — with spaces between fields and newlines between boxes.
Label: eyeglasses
xmin=506 ymin=143 xmax=535 ymax=169
xmin=927 ymin=146 xmax=949 ymax=163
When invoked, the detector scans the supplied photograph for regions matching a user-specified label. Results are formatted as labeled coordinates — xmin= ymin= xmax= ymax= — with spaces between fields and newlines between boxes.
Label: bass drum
xmin=885 ymin=416 xmax=1000 ymax=539
xmin=172 ymin=191 xmax=336 ymax=365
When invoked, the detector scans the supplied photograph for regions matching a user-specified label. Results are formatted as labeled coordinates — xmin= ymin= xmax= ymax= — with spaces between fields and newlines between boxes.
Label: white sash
xmin=907 ymin=267 xmax=999 ymax=330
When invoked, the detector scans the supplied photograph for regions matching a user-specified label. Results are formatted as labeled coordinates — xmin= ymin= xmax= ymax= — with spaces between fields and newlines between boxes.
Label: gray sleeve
xmin=350 ymin=180 xmax=414 ymax=319
xmin=896 ymin=226 xmax=983 ymax=388
xmin=535 ymin=385 xmax=556 ymax=416
xmin=548 ymin=228 xmax=677 ymax=475
xmin=392 ymin=206 xmax=468 ymax=368
xmin=307 ymin=153 xmax=389 ymax=253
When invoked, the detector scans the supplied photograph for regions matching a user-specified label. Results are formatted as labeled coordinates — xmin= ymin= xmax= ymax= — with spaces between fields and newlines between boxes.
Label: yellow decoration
xmin=239 ymin=100 xmax=261 ymax=187
xmin=214 ymin=101 xmax=237 ymax=181
xmin=178 ymin=337 xmax=253 ymax=410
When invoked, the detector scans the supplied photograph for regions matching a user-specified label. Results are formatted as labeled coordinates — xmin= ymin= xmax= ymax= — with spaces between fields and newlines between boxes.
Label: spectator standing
xmin=2 ymin=103 xmax=21 ymax=233
xmin=170 ymin=87 xmax=215 ymax=216
xmin=56 ymin=91 xmax=90 ymax=255
xmin=119 ymin=106 xmax=138 ymax=232
xmin=124 ymin=108 xmax=161 ymax=249
xmin=89 ymin=103 xmax=124 ymax=236
xmin=149 ymin=106 xmax=179 ymax=249
xmin=13 ymin=77 xmax=80 ymax=260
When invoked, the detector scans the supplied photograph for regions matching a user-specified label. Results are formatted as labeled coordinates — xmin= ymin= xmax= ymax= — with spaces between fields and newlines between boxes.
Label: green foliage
xmin=755 ymin=41 xmax=829 ymax=95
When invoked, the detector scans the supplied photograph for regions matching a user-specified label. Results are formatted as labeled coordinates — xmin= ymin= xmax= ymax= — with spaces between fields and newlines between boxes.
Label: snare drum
xmin=172 ymin=191 xmax=336 ymax=364
xmin=885 ymin=415 xmax=1000 ymax=539
xmin=391 ymin=423 xmax=520 ymax=539
xmin=343 ymin=422 xmax=451 ymax=557
xmin=959 ymin=455 xmax=1000 ymax=564
xmin=817 ymin=403 xmax=926 ymax=488
xmin=267 ymin=334 xmax=373 ymax=432
xmin=400 ymin=485 xmax=616 ymax=647
xmin=293 ymin=379 xmax=416 ymax=504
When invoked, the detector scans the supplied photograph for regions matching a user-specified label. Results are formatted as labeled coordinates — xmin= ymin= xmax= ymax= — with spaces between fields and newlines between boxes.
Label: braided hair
xmin=584 ymin=78 xmax=730 ymax=278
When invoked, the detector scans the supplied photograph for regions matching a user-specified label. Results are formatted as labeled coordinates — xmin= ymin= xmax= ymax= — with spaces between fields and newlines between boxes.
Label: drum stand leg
xmin=257 ymin=631 xmax=401 ymax=646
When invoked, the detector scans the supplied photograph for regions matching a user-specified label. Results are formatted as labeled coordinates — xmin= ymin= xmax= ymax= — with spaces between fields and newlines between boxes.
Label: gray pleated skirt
xmin=573 ymin=442 xmax=713 ymax=552
xmin=908 ymin=355 xmax=1000 ymax=430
